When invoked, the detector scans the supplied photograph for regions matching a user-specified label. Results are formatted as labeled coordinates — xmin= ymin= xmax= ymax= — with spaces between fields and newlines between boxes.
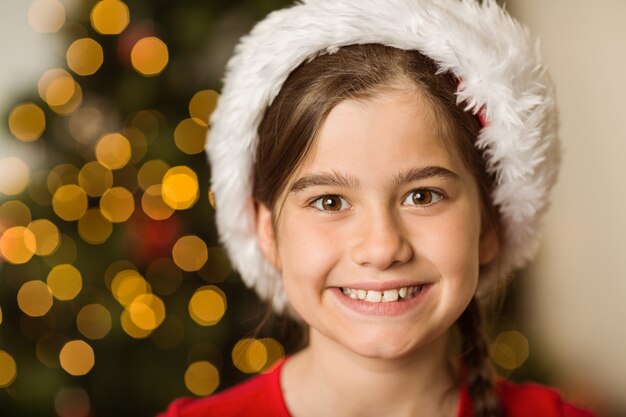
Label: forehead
xmin=295 ymin=86 xmax=465 ymax=178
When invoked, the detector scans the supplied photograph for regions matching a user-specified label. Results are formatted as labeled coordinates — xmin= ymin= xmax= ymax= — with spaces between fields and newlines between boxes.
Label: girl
xmin=161 ymin=0 xmax=595 ymax=416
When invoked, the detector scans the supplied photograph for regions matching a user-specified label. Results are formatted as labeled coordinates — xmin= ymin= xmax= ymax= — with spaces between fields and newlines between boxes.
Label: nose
xmin=350 ymin=207 xmax=413 ymax=270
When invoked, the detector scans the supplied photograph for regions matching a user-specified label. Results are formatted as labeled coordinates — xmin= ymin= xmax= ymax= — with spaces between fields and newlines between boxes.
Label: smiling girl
xmin=160 ymin=1 xmax=595 ymax=416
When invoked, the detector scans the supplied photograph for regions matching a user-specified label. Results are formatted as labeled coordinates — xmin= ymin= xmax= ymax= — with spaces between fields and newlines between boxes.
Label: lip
xmin=330 ymin=283 xmax=432 ymax=317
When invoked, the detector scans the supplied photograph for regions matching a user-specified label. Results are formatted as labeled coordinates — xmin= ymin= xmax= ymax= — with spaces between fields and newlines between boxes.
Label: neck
xmin=282 ymin=329 xmax=460 ymax=417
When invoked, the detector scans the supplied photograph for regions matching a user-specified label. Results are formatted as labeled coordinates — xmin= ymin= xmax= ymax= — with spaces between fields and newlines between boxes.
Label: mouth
xmin=340 ymin=285 xmax=424 ymax=303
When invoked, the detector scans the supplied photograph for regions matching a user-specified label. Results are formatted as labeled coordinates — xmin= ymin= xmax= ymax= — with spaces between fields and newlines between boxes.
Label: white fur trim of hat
xmin=207 ymin=0 xmax=560 ymax=313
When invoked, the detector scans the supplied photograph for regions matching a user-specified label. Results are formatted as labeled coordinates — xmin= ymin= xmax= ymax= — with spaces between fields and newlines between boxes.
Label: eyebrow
xmin=288 ymin=166 xmax=459 ymax=194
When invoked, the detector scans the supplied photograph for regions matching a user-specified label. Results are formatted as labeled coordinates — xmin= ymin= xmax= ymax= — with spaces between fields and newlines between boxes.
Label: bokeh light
xmin=17 ymin=280 xmax=54 ymax=317
xmin=0 ymin=351 xmax=17 ymax=388
xmin=59 ymin=340 xmax=95 ymax=376
xmin=95 ymin=133 xmax=132 ymax=170
xmin=90 ymin=0 xmax=130 ymax=35
xmin=123 ymin=127 xmax=148 ymax=163
xmin=137 ymin=159 xmax=169 ymax=191
xmin=28 ymin=219 xmax=60 ymax=256
xmin=67 ymin=38 xmax=104 ymax=76
xmin=189 ymin=89 xmax=219 ymax=123
xmin=489 ymin=330 xmax=530 ymax=371
xmin=47 ymin=164 xmax=79 ymax=195
xmin=28 ymin=0 xmax=65 ymax=33
xmin=54 ymin=386 xmax=91 ymax=417
xmin=8 ymin=102 xmax=46 ymax=142
xmin=172 ymin=235 xmax=207 ymax=272
xmin=174 ymin=118 xmax=208 ymax=155
xmin=0 ymin=157 xmax=30 ymax=196
xmin=0 ymin=306 xmax=3 ymax=326
xmin=104 ymin=260 xmax=137 ymax=290
xmin=111 ymin=269 xmax=149 ymax=306
xmin=127 ymin=110 xmax=161 ymax=142
xmin=0 ymin=200 xmax=32 ymax=228
xmin=47 ymin=264 xmax=83 ymax=301
xmin=120 ymin=308 xmax=152 ymax=339
xmin=188 ymin=285 xmax=226 ymax=326
xmin=184 ymin=361 xmax=219 ymax=396
xmin=78 ymin=208 xmax=113 ymax=244
xmin=161 ymin=166 xmax=199 ymax=210
xmin=78 ymin=161 xmax=114 ymax=197
xmin=69 ymin=107 xmax=105 ymax=145
xmin=0 ymin=226 xmax=37 ymax=264
xmin=36 ymin=334 xmax=65 ymax=368
xmin=100 ymin=187 xmax=135 ymax=223
xmin=130 ymin=37 xmax=169 ymax=76
xmin=38 ymin=69 xmax=83 ymax=114
xmin=128 ymin=294 xmax=165 ymax=331
xmin=77 ymin=303 xmax=112 ymax=340
xmin=52 ymin=184 xmax=88 ymax=221
xmin=141 ymin=185 xmax=174 ymax=220
xmin=232 ymin=338 xmax=268 ymax=374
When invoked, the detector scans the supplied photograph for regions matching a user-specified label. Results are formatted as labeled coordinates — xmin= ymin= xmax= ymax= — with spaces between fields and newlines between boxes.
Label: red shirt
xmin=159 ymin=360 xmax=595 ymax=417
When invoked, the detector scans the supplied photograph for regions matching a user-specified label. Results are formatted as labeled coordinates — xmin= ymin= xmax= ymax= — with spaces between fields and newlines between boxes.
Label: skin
xmin=256 ymin=84 xmax=498 ymax=417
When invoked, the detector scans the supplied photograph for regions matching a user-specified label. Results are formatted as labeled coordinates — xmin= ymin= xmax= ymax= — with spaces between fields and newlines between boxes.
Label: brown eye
xmin=312 ymin=195 xmax=349 ymax=212
xmin=412 ymin=190 xmax=432 ymax=205
xmin=403 ymin=189 xmax=443 ymax=207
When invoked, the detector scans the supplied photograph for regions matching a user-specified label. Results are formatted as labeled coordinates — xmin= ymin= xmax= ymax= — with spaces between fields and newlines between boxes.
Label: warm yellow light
xmin=0 ymin=226 xmax=37 ymax=264
xmin=8 ymin=102 xmax=46 ymax=142
xmin=198 ymin=247 xmax=232 ymax=283
xmin=28 ymin=0 xmax=65 ymax=33
xmin=128 ymin=294 xmax=165 ymax=331
xmin=47 ymin=163 xmax=79 ymax=195
xmin=67 ymin=38 xmax=104 ymax=76
xmin=0 ymin=200 xmax=32 ymax=228
xmin=111 ymin=269 xmax=149 ymax=306
xmin=185 ymin=361 xmax=219 ymax=396
xmin=261 ymin=338 xmax=285 ymax=371
xmin=95 ymin=133 xmax=132 ymax=170
xmin=0 ymin=306 xmax=2 ymax=326
xmin=27 ymin=219 xmax=60 ymax=256
xmin=141 ymin=185 xmax=174 ymax=220
xmin=161 ymin=166 xmax=199 ymax=210
xmin=78 ymin=161 xmax=113 ymax=197
xmin=69 ymin=107 xmax=105 ymax=144
xmin=45 ymin=74 xmax=76 ymax=107
xmin=78 ymin=208 xmax=113 ymax=244
xmin=137 ymin=159 xmax=169 ymax=191
xmin=47 ymin=264 xmax=83 ymax=301
xmin=128 ymin=110 xmax=161 ymax=141
xmin=17 ymin=280 xmax=53 ymax=317
xmin=188 ymin=285 xmax=226 ymax=326
xmin=208 ymin=190 xmax=216 ymax=208
xmin=77 ymin=303 xmax=112 ymax=340
xmin=146 ymin=258 xmax=182 ymax=295
xmin=172 ymin=235 xmax=208 ymax=272
xmin=232 ymin=338 xmax=268 ymax=374
xmin=0 ymin=157 xmax=30 ymax=196
xmin=100 ymin=187 xmax=135 ymax=223
xmin=52 ymin=184 xmax=88 ymax=221
xmin=90 ymin=0 xmax=130 ymax=35
xmin=50 ymin=81 xmax=82 ymax=115
xmin=189 ymin=90 xmax=219 ymax=124
xmin=174 ymin=118 xmax=208 ymax=155
xmin=123 ymin=127 xmax=148 ymax=163
xmin=130 ymin=37 xmax=169 ymax=76
xmin=104 ymin=260 xmax=136 ymax=290
xmin=490 ymin=330 xmax=530 ymax=371
xmin=0 ymin=351 xmax=17 ymax=388
xmin=120 ymin=308 xmax=152 ymax=339
xmin=59 ymin=340 xmax=95 ymax=376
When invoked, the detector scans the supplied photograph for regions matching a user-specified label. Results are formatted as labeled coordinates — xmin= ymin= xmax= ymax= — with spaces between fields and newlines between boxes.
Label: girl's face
xmin=257 ymin=86 xmax=498 ymax=359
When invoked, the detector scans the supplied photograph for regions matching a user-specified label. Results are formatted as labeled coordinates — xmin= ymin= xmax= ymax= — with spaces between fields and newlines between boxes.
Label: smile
xmin=340 ymin=286 xmax=423 ymax=303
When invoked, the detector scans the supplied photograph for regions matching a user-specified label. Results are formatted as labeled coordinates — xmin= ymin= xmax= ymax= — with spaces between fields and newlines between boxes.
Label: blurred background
xmin=0 ymin=0 xmax=622 ymax=416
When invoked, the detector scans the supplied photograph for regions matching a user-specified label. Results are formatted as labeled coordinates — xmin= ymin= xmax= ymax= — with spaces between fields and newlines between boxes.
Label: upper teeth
xmin=341 ymin=286 xmax=421 ymax=303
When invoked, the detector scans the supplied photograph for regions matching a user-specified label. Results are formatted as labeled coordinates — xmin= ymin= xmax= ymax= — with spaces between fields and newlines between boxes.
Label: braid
xmin=457 ymin=298 xmax=503 ymax=417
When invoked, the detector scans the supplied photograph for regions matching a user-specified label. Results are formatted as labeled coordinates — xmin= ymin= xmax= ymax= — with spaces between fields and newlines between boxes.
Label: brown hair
xmin=253 ymin=44 xmax=503 ymax=417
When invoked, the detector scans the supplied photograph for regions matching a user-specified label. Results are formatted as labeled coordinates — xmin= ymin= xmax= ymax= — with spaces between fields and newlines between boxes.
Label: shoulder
xmin=496 ymin=379 xmax=596 ymax=417
xmin=157 ymin=361 xmax=290 ymax=417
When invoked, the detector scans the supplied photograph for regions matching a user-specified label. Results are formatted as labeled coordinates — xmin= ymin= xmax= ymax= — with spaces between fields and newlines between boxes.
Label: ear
xmin=255 ymin=201 xmax=282 ymax=271
xmin=478 ymin=220 xmax=499 ymax=266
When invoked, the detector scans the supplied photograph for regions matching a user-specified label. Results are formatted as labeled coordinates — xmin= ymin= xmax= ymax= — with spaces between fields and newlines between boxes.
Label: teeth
xmin=341 ymin=286 xmax=422 ymax=303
